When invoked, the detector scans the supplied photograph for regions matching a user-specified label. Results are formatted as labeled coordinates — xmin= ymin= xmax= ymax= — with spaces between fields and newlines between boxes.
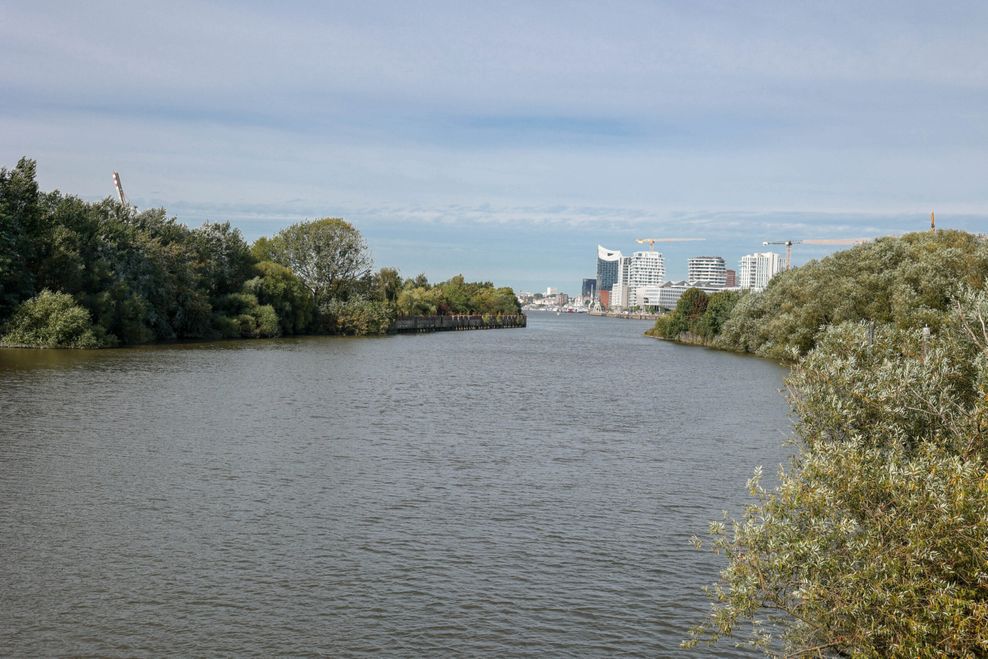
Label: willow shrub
xmin=1 ymin=289 xmax=102 ymax=348
xmin=687 ymin=286 xmax=988 ymax=656
xmin=319 ymin=297 xmax=393 ymax=336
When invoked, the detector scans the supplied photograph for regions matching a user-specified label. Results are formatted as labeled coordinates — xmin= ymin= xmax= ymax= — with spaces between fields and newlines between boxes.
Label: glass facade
xmin=596 ymin=245 xmax=621 ymax=292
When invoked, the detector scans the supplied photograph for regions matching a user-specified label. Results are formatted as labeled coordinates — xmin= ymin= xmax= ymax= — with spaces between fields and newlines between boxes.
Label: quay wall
xmin=392 ymin=314 xmax=527 ymax=333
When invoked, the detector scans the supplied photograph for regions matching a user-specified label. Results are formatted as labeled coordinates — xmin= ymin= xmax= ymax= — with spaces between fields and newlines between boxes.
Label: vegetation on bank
xmin=650 ymin=230 xmax=988 ymax=360
xmin=676 ymin=231 xmax=988 ymax=656
xmin=0 ymin=158 xmax=521 ymax=347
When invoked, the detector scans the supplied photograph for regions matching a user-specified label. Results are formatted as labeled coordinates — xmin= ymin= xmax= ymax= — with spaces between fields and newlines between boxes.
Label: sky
xmin=2 ymin=1 xmax=987 ymax=292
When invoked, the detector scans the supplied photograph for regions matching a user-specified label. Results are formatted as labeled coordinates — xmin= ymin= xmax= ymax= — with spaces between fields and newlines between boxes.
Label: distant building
xmin=596 ymin=245 xmax=622 ymax=292
xmin=739 ymin=252 xmax=784 ymax=291
xmin=647 ymin=280 xmax=724 ymax=310
xmin=618 ymin=255 xmax=632 ymax=285
xmin=688 ymin=256 xmax=726 ymax=287
xmin=582 ymin=278 xmax=597 ymax=300
xmin=627 ymin=251 xmax=665 ymax=287
xmin=546 ymin=286 xmax=558 ymax=296
xmin=725 ymin=269 xmax=737 ymax=288
xmin=599 ymin=289 xmax=610 ymax=309
xmin=610 ymin=283 xmax=629 ymax=310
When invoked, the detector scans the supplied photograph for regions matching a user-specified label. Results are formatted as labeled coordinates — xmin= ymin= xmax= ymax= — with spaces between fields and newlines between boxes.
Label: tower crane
xmin=762 ymin=238 xmax=870 ymax=270
xmin=112 ymin=171 xmax=128 ymax=207
xmin=635 ymin=237 xmax=705 ymax=251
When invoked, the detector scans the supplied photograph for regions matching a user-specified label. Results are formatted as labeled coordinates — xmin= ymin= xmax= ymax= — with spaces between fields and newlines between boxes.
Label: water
xmin=0 ymin=312 xmax=791 ymax=656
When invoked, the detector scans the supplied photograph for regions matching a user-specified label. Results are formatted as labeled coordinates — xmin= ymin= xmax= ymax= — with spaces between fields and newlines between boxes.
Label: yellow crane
xmin=762 ymin=238 xmax=870 ymax=270
xmin=634 ymin=237 xmax=705 ymax=251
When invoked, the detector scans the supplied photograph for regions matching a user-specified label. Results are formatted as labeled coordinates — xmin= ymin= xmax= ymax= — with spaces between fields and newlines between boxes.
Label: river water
xmin=0 ymin=312 xmax=790 ymax=656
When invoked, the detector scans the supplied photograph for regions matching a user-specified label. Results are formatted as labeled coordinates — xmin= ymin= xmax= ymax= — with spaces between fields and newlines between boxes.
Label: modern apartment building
xmin=627 ymin=251 xmax=665 ymax=287
xmin=739 ymin=252 xmax=784 ymax=291
xmin=687 ymin=256 xmax=726 ymax=287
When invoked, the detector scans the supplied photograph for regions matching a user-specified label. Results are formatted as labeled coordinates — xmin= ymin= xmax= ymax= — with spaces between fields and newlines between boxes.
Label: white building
xmin=688 ymin=256 xmax=727 ymax=287
xmin=628 ymin=251 xmax=665 ymax=287
xmin=610 ymin=282 xmax=630 ymax=310
xmin=648 ymin=280 xmax=725 ymax=310
xmin=739 ymin=252 xmax=784 ymax=291
xmin=611 ymin=251 xmax=666 ymax=309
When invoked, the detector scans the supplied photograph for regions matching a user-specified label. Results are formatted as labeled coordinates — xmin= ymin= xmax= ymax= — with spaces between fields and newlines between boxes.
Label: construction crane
xmin=112 ymin=171 xmax=129 ymax=208
xmin=762 ymin=238 xmax=870 ymax=270
xmin=635 ymin=237 xmax=705 ymax=251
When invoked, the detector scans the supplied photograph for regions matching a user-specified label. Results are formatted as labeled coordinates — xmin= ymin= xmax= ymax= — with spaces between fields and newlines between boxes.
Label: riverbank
xmin=392 ymin=314 xmax=526 ymax=333
xmin=589 ymin=311 xmax=662 ymax=321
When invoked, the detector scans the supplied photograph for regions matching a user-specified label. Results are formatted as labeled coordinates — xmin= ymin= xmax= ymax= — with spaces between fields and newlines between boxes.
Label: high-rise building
xmin=627 ymin=251 xmax=665 ymax=287
xmin=581 ymin=278 xmax=597 ymax=300
xmin=688 ymin=256 xmax=726 ymax=287
xmin=596 ymin=245 xmax=622 ymax=292
xmin=617 ymin=255 xmax=632 ymax=285
xmin=739 ymin=252 xmax=784 ymax=291
xmin=725 ymin=269 xmax=737 ymax=288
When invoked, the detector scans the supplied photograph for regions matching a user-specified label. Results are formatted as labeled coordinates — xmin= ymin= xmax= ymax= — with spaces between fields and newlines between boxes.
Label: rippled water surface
xmin=1 ymin=313 xmax=790 ymax=656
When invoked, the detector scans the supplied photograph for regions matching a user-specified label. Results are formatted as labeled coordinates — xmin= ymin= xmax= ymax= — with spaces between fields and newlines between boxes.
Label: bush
xmin=687 ymin=285 xmax=988 ymax=656
xmin=716 ymin=231 xmax=988 ymax=359
xmin=319 ymin=297 xmax=394 ymax=335
xmin=1 ymin=290 xmax=101 ymax=348
xmin=212 ymin=292 xmax=281 ymax=338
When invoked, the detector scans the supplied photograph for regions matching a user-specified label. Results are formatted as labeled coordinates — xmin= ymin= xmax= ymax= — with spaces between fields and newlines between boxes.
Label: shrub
xmin=319 ymin=297 xmax=394 ymax=335
xmin=1 ymin=290 xmax=101 ymax=348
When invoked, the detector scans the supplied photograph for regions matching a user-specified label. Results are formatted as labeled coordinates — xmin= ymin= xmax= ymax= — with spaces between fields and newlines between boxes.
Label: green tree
xmin=375 ymin=267 xmax=403 ymax=305
xmin=242 ymin=261 xmax=315 ymax=335
xmin=0 ymin=158 xmax=42 ymax=319
xmin=189 ymin=221 xmax=255 ymax=298
xmin=694 ymin=290 xmax=742 ymax=340
xmin=265 ymin=218 xmax=372 ymax=305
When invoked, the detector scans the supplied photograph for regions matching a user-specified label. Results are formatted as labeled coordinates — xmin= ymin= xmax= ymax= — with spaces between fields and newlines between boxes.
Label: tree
xmin=0 ymin=158 xmax=42 ymax=319
xmin=375 ymin=267 xmax=403 ymax=305
xmin=242 ymin=261 xmax=315 ymax=335
xmin=189 ymin=221 xmax=255 ymax=298
xmin=266 ymin=218 xmax=372 ymax=305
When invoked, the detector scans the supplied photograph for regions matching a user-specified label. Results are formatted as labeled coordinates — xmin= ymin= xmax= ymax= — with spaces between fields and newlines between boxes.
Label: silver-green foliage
xmin=715 ymin=231 xmax=988 ymax=360
xmin=266 ymin=218 xmax=372 ymax=304
xmin=1 ymin=289 xmax=101 ymax=348
xmin=687 ymin=286 xmax=988 ymax=656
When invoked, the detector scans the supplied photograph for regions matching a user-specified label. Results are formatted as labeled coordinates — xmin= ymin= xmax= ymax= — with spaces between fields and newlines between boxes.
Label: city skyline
xmin=3 ymin=2 xmax=987 ymax=291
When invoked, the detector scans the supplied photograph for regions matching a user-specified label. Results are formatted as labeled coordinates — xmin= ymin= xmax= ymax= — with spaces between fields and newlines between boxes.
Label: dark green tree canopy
xmin=0 ymin=157 xmax=520 ymax=346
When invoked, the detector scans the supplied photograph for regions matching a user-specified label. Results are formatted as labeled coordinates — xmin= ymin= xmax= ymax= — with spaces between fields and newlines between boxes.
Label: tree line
xmin=0 ymin=158 xmax=521 ymax=347
xmin=661 ymin=231 xmax=988 ymax=655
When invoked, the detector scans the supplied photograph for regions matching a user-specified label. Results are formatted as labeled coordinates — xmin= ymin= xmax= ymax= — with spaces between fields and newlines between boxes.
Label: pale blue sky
xmin=2 ymin=1 xmax=986 ymax=291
